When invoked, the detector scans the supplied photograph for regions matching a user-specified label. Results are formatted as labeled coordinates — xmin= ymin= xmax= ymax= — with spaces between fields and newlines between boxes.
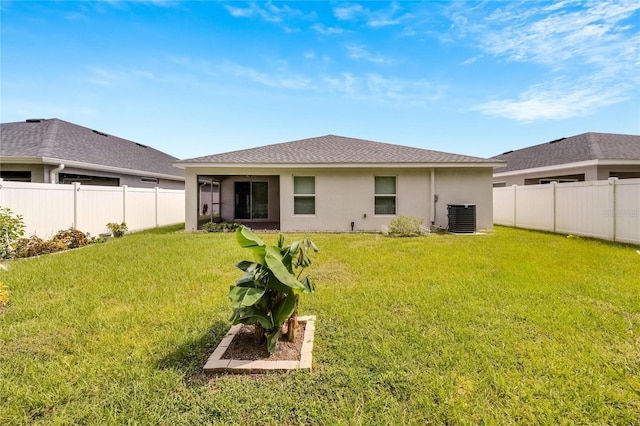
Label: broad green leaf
xmin=236 ymin=260 xmax=255 ymax=271
xmin=264 ymin=246 xmax=304 ymax=291
xmin=235 ymin=273 xmax=256 ymax=287
xmin=236 ymin=226 xmax=266 ymax=263
xmin=236 ymin=226 xmax=265 ymax=248
xmin=228 ymin=286 xmax=265 ymax=308
xmin=266 ymin=329 xmax=280 ymax=354
xmin=272 ymin=291 xmax=296 ymax=326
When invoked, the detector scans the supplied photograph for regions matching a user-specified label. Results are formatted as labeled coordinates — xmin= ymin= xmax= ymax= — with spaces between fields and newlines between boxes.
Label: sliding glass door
xmin=234 ymin=181 xmax=268 ymax=220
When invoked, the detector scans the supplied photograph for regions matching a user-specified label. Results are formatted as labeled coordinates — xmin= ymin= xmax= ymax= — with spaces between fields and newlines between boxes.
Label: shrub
xmin=0 ymin=281 xmax=8 ymax=308
xmin=229 ymin=226 xmax=318 ymax=354
xmin=0 ymin=207 xmax=26 ymax=259
xmin=14 ymin=236 xmax=66 ymax=258
xmin=52 ymin=228 xmax=92 ymax=249
xmin=106 ymin=222 xmax=127 ymax=238
xmin=388 ymin=215 xmax=425 ymax=237
xmin=202 ymin=221 xmax=241 ymax=233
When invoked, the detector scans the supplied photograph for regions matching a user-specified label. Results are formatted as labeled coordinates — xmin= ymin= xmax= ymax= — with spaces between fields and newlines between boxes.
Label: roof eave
xmin=1 ymin=156 xmax=185 ymax=181
xmin=493 ymin=159 xmax=640 ymax=177
xmin=174 ymin=161 xmax=504 ymax=169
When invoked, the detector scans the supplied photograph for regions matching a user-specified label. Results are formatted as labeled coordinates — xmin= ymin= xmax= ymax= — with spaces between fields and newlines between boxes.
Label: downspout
xmin=430 ymin=168 xmax=437 ymax=225
xmin=50 ymin=164 xmax=65 ymax=184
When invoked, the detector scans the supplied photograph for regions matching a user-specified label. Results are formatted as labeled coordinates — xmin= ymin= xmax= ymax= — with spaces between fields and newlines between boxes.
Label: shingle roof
xmin=177 ymin=134 xmax=497 ymax=165
xmin=492 ymin=132 xmax=640 ymax=173
xmin=0 ymin=118 xmax=184 ymax=178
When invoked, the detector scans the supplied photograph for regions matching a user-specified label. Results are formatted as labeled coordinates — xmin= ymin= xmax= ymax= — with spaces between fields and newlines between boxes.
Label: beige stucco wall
xmin=495 ymin=164 xmax=640 ymax=186
xmin=184 ymin=166 xmax=495 ymax=232
xmin=0 ymin=163 xmax=46 ymax=182
xmin=494 ymin=165 xmax=598 ymax=186
xmin=280 ymin=167 xmax=431 ymax=232
xmin=434 ymin=168 xmax=494 ymax=230
xmin=218 ymin=175 xmax=280 ymax=223
xmin=0 ymin=162 xmax=185 ymax=189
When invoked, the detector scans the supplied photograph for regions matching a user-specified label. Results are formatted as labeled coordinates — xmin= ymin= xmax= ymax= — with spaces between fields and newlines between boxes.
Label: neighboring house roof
xmin=0 ymin=118 xmax=184 ymax=179
xmin=176 ymin=134 xmax=502 ymax=167
xmin=492 ymin=132 xmax=640 ymax=174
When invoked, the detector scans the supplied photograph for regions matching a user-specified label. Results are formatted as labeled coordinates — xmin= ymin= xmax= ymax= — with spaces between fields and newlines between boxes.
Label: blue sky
xmin=1 ymin=1 xmax=639 ymax=160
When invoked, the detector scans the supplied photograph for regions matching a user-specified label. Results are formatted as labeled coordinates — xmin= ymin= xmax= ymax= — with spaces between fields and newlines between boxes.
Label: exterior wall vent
xmin=447 ymin=204 xmax=476 ymax=233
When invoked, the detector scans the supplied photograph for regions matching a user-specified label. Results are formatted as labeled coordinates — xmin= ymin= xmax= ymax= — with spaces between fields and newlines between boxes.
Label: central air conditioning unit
xmin=447 ymin=204 xmax=476 ymax=233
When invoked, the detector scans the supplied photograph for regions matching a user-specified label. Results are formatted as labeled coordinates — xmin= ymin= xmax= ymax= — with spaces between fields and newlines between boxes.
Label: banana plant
xmin=229 ymin=226 xmax=318 ymax=354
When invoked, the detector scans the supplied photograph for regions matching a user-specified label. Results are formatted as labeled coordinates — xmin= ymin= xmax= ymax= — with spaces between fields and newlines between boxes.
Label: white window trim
xmin=374 ymin=175 xmax=397 ymax=216
xmin=293 ymin=175 xmax=316 ymax=216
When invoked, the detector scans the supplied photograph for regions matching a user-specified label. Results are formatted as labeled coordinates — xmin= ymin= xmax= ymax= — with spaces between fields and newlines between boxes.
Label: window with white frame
xmin=294 ymin=176 xmax=315 ymax=215
xmin=375 ymin=176 xmax=396 ymax=215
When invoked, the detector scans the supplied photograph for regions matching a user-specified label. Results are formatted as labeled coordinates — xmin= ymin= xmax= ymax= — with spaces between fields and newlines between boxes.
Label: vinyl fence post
xmin=512 ymin=184 xmax=517 ymax=228
xmin=122 ymin=185 xmax=128 ymax=224
xmin=73 ymin=182 xmax=81 ymax=230
xmin=551 ymin=181 xmax=557 ymax=233
xmin=609 ymin=177 xmax=618 ymax=242
xmin=155 ymin=186 xmax=159 ymax=228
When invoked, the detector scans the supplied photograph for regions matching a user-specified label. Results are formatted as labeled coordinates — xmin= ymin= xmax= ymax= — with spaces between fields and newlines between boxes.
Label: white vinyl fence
xmin=494 ymin=178 xmax=640 ymax=245
xmin=0 ymin=180 xmax=185 ymax=238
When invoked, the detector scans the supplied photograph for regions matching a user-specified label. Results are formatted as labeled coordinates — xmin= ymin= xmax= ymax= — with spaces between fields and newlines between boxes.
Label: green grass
xmin=1 ymin=225 xmax=638 ymax=425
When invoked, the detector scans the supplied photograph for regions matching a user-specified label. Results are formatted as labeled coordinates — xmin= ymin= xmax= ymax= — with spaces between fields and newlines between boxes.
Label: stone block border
xmin=204 ymin=315 xmax=316 ymax=374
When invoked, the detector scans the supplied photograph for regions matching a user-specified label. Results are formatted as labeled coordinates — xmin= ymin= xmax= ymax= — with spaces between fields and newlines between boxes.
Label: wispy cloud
xmin=218 ymin=61 xmax=311 ymax=90
xmin=312 ymin=23 xmax=346 ymax=35
xmin=333 ymin=2 xmax=412 ymax=28
xmin=323 ymin=72 xmax=445 ymax=106
xmin=472 ymin=75 xmax=629 ymax=121
xmin=345 ymin=44 xmax=392 ymax=64
xmin=450 ymin=0 xmax=640 ymax=120
xmin=224 ymin=1 xmax=313 ymax=24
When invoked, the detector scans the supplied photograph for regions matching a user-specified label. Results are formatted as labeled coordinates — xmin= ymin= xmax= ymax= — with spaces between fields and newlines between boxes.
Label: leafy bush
xmin=388 ymin=215 xmax=426 ymax=237
xmin=229 ymin=226 xmax=318 ymax=353
xmin=106 ymin=222 xmax=128 ymax=238
xmin=202 ymin=221 xmax=241 ymax=233
xmin=52 ymin=228 xmax=91 ymax=249
xmin=0 ymin=281 xmax=8 ymax=308
xmin=0 ymin=207 xmax=26 ymax=259
xmin=14 ymin=235 xmax=67 ymax=258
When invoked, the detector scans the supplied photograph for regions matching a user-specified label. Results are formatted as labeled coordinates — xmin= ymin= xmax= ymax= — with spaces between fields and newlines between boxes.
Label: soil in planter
xmin=222 ymin=321 xmax=306 ymax=361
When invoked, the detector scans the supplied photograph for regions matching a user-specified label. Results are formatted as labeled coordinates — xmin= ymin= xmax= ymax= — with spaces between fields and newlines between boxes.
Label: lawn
xmin=0 ymin=225 xmax=638 ymax=425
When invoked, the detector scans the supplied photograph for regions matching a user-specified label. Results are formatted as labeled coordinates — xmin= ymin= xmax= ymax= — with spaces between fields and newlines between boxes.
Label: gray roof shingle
xmin=492 ymin=132 xmax=640 ymax=173
xmin=0 ymin=118 xmax=184 ymax=178
xmin=177 ymin=134 xmax=498 ymax=165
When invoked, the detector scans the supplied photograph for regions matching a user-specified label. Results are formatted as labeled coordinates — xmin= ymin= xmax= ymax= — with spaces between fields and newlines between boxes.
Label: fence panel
xmin=494 ymin=178 xmax=640 ymax=245
xmin=0 ymin=182 xmax=75 ymax=238
xmin=555 ymin=181 xmax=613 ymax=240
xmin=615 ymin=180 xmax=640 ymax=244
xmin=125 ymin=187 xmax=157 ymax=232
xmin=0 ymin=180 xmax=185 ymax=238
xmin=515 ymin=185 xmax=555 ymax=231
xmin=493 ymin=186 xmax=515 ymax=226
xmin=76 ymin=185 xmax=125 ymax=236
xmin=157 ymin=189 xmax=186 ymax=226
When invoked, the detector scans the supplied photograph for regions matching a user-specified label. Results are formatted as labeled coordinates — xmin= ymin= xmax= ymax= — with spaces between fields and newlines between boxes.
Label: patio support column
xmin=185 ymin=171 xmax=199 ymax=232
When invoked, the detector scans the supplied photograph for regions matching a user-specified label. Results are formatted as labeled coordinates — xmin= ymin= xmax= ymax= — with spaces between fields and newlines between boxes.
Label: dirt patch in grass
xmin=222 ymin=321 xmax=306 ymax=361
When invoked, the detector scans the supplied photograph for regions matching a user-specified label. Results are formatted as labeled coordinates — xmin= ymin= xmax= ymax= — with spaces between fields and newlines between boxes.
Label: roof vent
xmin=501 ymin=150 xmax=514 ymax=155
xmin=135 ymin=143 xmax=148 ymax=148
xmin=549 ymin=137 xmax=566 ymax=144
xmin=26 ymin=118 xmax=45 ymax=123
xmin=92 ymin=130 xmax=109 ymax=137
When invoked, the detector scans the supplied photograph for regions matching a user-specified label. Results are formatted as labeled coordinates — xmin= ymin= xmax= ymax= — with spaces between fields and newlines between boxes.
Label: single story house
xmin=0 ymin=118 xmax=185 ymax=189
xmin=492 ymin=132 xmax=640 ymax=187
xmin=174 ymin=135 xmax=504 ymax=232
